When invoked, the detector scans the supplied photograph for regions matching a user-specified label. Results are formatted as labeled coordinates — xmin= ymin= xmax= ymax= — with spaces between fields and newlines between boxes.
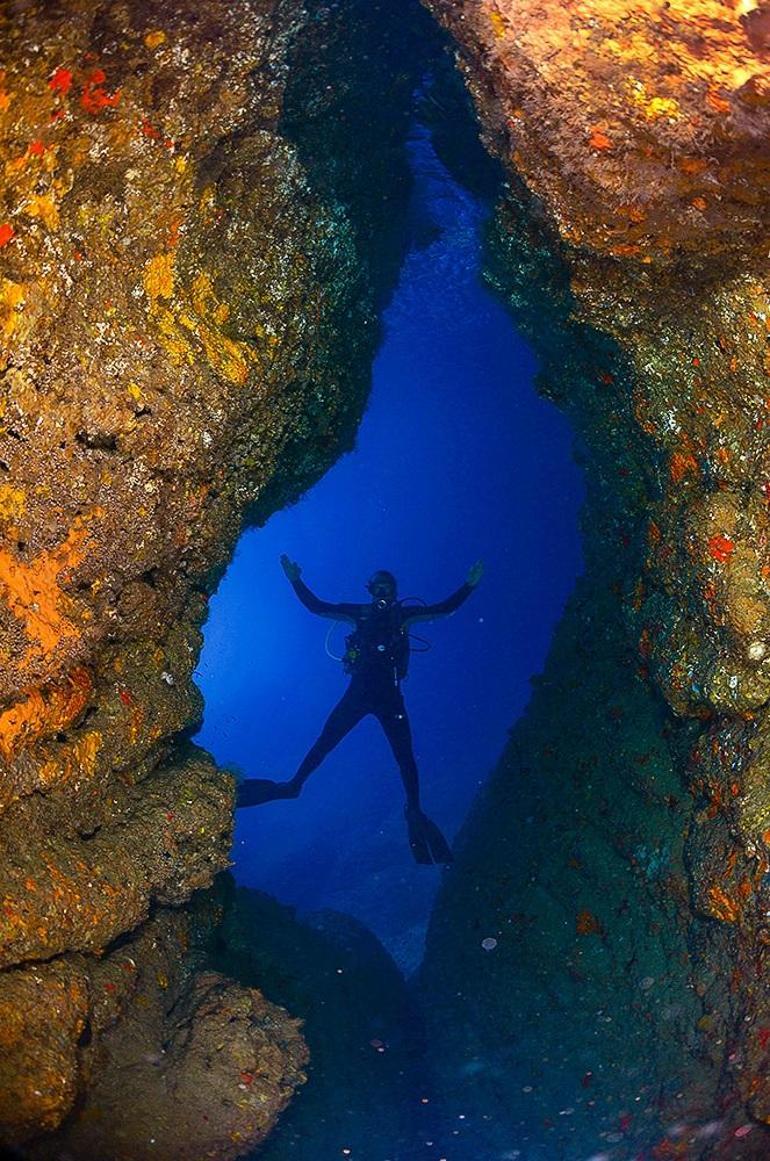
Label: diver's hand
xmin=280 ymin=554 xmax=302 ymax=582
xmin=466 ymin=559 xmax=484 ymax=587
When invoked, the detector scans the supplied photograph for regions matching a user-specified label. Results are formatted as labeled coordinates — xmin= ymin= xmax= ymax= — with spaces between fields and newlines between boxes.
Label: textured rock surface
xmin=421 ymin=2 xmax=770 ymax=1157
xmin=0 ymin=0 xmax=371 ymax=787
xmin=208 ymin=884 xmax=427 ymax=1160
xmin=0 ymin=747 xmax=229 ymax=967
xmin=421 ymin=552 xmax=711 ymax=1158
xmin=13 ymin=902 xmax=308 ymax=1161
xmin=0 ymin=0 xmax=418 ymax=1152
xmin=427 ymin=0 xmax=770 ymax=264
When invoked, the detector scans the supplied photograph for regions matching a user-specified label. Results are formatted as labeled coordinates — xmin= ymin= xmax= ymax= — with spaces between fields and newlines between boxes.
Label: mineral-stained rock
xmin=420 ymin=1 xmax=770 ymax=1154
xmin=0 ymin=0 xmax=420 ymax=1150
xmin=0 ymin=746 xmax=231 ymax=968
xmin=10 ymin=903 xmax=308 ymax=1160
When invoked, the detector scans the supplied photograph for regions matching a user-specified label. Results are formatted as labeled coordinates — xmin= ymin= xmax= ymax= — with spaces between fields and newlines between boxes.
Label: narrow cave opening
xmin=193 ymin=107 xmax=584 ymax=973
xmin=8 ymin=1 xmax=770 ymax=1157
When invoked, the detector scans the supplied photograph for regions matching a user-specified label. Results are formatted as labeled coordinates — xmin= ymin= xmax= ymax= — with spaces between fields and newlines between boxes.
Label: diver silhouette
xmin=237 ymin=555 xmax=484 ymax=864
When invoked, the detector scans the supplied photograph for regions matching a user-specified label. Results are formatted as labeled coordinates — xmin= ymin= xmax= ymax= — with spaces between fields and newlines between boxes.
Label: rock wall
xmin=420 ymin=2 xmax=770 ymax=1157
xmin=20 ymin=896 xmax=308 ymax=1161
xmin=0 ymin=0 xmax=420 ymax=1154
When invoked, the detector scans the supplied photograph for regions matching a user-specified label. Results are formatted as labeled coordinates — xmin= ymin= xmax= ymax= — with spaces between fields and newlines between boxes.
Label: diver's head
xmin=367 ymin=569 xmax=397 ymax=606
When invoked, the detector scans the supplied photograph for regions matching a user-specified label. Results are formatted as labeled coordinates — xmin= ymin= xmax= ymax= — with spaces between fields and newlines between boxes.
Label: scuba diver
xmin=237 ymin=554 xmax=484 ymax=865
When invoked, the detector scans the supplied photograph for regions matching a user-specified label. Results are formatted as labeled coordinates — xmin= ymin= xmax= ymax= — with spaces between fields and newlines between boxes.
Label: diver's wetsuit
xmin=290 ymin=577 xmax=473 ymax=806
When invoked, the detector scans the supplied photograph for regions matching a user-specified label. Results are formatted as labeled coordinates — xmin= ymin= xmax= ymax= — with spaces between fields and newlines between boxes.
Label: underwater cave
xmin=193 ymin=115 xmax=584 ymax=978
xmin=2 ymin=2 xmax=770 ymax=1160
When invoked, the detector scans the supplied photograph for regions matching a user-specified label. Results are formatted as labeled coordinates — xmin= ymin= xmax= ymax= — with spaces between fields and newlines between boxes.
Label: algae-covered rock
xmin=0 ymin=0 xmax=421 ymax=1150
xmin=420 ymin=535 xmax=714 ymax=1159
xmin=16 ymin=902 xmax=308 ymax=1161
xmin=424 ymin=0 xmax=770 ymax=265
xmin=0 ymin=746 xmax=232 ymax=968
xmin=0 ymin=958 xmax=90 ymax=1142
xmin=420 ymin=1 xmax=770 ymax=1152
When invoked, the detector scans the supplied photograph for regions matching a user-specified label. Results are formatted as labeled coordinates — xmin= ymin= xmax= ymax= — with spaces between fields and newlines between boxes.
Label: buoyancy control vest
xmin=343 ymin=600 xmax=410 ymax=681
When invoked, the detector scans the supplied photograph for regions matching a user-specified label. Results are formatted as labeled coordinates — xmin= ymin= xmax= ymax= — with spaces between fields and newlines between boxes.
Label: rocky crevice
xmin=7 ymin=1 xmax=770 ymax=1155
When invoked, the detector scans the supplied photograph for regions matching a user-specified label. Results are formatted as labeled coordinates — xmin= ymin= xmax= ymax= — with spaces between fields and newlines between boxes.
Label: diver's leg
xmin=288 ymin=686 xmax=367 ymax=794
xmin=376 ymin=694 xmax=420 ymax=809
xmin=377 ymin=694 xmax=454 ymax=864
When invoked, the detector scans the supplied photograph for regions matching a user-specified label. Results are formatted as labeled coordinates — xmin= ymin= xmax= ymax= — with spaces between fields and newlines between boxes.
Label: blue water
xmin=194 ymin=122 xmax=583 ymax=972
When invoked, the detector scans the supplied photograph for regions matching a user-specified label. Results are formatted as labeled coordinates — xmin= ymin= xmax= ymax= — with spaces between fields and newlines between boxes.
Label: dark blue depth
xmin=193 ymin=122 xmax=584 ymax=972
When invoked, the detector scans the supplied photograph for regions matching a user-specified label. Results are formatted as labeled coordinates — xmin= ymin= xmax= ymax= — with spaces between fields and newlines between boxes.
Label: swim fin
xmin=236 ymin=779 xmax=293 ymax=808
xmin=405 ymin=806 xmax=454 ymax=866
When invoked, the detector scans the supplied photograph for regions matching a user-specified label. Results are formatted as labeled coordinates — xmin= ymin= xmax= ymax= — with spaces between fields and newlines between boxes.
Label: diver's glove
xmin=466 ymin=559 xmax=484 ymax=587
xmin=280 ymin=554 xmax=302 ymax=582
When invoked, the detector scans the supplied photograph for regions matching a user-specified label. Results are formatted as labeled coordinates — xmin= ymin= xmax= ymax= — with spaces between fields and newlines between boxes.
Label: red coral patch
xmin=81 ymin=69 xmax=121 ymax=114
xmin=48 ymin=67 xmax=73 ymax=95
xmin=708 ymin=534 xmax=735 ymax=563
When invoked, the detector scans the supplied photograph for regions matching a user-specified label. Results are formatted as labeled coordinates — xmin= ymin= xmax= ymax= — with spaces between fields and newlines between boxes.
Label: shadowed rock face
xmin=420 ymin=2 xmax=770 ymax=1157
xmin=0 ymin=0 xmax=419 ymax=1153
xmin=207 ymin=884 xmax=427 ymax=1160
xmin=13 ymin=902 xmax=308 ymax=1161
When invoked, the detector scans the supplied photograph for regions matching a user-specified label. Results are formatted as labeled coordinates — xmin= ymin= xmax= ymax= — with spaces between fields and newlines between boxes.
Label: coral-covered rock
xmin=9 ymin=904 xmax=307 ymax=1160
xmin=425 ymin=0 xmax=770 ymax=264
xmin=421 ymin=1 xmax=770 ymax=1153
xmin=0 ymin=0 xmax=419 ymax=1151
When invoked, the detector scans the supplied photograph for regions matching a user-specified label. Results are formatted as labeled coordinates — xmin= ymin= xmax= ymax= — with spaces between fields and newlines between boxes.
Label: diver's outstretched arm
xmin=280 ymin=555 xmax=358 ymax=622
xmin=402 ymin=560 xmax=484 ymax=625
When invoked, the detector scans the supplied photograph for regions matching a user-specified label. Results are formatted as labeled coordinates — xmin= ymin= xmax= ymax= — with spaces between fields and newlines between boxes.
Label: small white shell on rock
xmin=748 ymin=640 xmax=767 ymax=662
